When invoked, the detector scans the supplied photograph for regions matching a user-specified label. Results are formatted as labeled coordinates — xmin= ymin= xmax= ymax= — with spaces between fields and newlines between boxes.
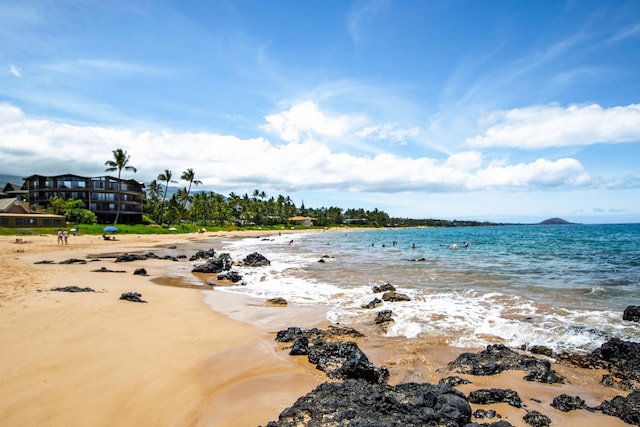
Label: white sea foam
xmin=196 ymin=227 xmax=640 ymax=353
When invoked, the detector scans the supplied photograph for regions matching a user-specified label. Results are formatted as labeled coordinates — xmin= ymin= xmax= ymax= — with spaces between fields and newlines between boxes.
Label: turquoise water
xmin=217 ymin=224 xmax=640 ymax=353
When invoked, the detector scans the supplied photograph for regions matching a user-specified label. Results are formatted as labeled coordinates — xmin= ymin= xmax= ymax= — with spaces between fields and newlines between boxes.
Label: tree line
xmin=46 ymin=148 xmax=499 ymax=228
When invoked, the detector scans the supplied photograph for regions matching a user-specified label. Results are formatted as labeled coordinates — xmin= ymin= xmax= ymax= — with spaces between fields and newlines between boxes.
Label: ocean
xmin=201 ymin=224 xmax=640 ymax=354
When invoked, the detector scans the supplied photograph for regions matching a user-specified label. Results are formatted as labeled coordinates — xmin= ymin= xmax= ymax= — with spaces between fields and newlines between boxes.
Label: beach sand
xmin=0 ymin=231 xmax=326 ymax=427
xmin=0 ymin=231 xmax=631 ymax=426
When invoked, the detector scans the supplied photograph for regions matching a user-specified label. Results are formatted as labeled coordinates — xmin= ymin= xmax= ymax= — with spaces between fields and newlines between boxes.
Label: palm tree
xmin=157 ymin=169 xmax=176 ymax=224
xmin=104 ymin=148 xmax=137 ymax=224
xmin=180 ymin=168 xmax=202 ymax=209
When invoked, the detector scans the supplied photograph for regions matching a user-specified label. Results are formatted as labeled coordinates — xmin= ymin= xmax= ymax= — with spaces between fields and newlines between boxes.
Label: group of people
xmin=57 ymin=229 xmax=69 ymax=245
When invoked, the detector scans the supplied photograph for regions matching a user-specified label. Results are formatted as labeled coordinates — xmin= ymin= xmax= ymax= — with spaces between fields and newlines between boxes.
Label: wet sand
xmin=0 ymin=230 xmax=631 ymax=426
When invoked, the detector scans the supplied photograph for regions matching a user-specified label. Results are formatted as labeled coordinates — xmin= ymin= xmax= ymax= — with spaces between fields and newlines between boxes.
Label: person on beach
xmin=57 ymin=229 xmax=63 ymax=245
xmin=63 ymin=230 xmax=69 ymax=245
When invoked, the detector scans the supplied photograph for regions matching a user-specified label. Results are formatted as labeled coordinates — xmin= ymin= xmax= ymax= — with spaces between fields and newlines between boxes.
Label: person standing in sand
xmin=63 ymin=230 xmax=69 ymax=245
xmin=57 ymin=229 xmax=63 ymax=245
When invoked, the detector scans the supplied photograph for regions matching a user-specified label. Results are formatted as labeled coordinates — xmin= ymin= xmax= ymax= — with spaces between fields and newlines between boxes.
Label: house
xmin=288 ymin=215 xmax=315 ymax=226
xmin=0 ymin=197 xmax=65 ymax=227
xmin=23 ymin=174 xmax=146 ymax=224
xmin=0 ymin=182 xmax=27 ymax=199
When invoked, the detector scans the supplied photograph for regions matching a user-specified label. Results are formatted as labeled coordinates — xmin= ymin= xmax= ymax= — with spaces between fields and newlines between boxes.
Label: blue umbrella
xmin=103 ymin=226 xmax=119 ymax=233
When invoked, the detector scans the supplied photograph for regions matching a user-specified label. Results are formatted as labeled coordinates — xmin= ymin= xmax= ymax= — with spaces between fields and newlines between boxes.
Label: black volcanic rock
xmin=588 ymin=338 xmax=640 ymax=386
xmin=551 ymin=394 xmax=587 ymax=412
xmin=468 ymin=388 xmax=522 ymax=408
xmin=449 ymin=344 xmax=564 ymax=384
xmin=595 ymin=390 xmax=640 ymax=425
xmin=263 ymin=379 xmax=472 ymax=427
xmin=192 ymin=253 xmax=233 ymax=273
xmin=623 ymin=305 xmax=640 ymax=322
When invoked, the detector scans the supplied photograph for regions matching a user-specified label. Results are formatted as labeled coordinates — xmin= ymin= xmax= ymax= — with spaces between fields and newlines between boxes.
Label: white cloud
xmin=0 ymin=103 xmax=596 ymax=196
xmin=466 ymin=103 xmax=640 ymax=149
xmin=261 ymin=101 xmax=351 ymax=143
xmin=9 ymin=64 xmax=21 ymax=77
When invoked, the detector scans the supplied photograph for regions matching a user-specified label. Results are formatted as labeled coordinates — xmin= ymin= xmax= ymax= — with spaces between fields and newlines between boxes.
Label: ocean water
xmin=207 ymin=224 xmax=640 ymax=353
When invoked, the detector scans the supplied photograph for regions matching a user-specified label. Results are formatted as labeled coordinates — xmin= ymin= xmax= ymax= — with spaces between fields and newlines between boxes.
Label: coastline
xmin=0 ymin=230 xmax=632 ymax=426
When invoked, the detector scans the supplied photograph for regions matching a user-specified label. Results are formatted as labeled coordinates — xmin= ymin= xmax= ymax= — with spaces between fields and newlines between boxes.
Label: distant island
xmin=538 ymin=217 xmax=573 ymax=225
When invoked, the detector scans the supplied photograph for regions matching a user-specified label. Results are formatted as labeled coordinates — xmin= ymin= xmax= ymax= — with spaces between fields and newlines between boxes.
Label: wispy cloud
xmin=9 ymin=64 xmax=21 ymax=78
xmin=608 ymin=22 xmax=640 ymax=43
xmin=345 ymin=0 xmax=389 ymax=45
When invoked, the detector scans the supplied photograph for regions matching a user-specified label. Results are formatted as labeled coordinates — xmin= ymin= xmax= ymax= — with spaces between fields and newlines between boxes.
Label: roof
xmin=288 ymin=216 xmax=315 ymax=221
xmin=0 ymin=198 xmax=30 ymax=214
xmin=2 ymin=182 xmax=26 ymax=193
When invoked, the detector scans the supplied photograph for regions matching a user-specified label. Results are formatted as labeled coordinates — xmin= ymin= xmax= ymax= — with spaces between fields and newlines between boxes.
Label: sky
xmin=1 ymin=0 xmax=640 ymax=224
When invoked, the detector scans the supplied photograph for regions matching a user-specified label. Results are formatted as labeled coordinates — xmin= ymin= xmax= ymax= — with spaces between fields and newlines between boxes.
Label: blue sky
xmin=1 ymin=0 xmax=639 ymax=223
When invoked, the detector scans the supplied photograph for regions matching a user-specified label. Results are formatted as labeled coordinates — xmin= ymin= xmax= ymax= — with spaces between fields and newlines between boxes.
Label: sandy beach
xmin=0 ymin=231 xmax=328 ymax=427
xmin=0 ymin=230 xmax=631 ymax=426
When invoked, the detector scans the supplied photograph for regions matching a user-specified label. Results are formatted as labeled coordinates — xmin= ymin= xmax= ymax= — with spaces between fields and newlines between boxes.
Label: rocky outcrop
xmin=375 ymin=309 xmax=394 ymax=324
xmin=382 ymin=291 xmax=411 ymax=302
xmin=275 ymin=326 xmax=364 ymax=344
xmin=189 ymin=249 xmax=216 ymax=261
xmin=192 ymin=253 xmax=233 ymax=273
xmin=133 ymin=268 xmax=148 ymax=276
xmin=361 ymin=297 xmax=383 ymax=309
xmin=119 ymin=292 xmax=147 ymax=303
xmin=274 ymin=326 xmax=387 ymax=383
xmin=91 ymin=266 xmax=126 ymax=273
xmin=58 ymin=258 xmax=88 ymax=264
xmin=241 ymin=252 xmax=270 ymax=267
xmin=595 ymin=390 xmax=640 ymax=425
xmin=588 ymin=338 xmax=640 ymax=387
xmin=115 ymin=253 xmax=148 ymax=262
xmin=623 ymin=306 xmax=640 ymax=322
xmin=551 ymin=394 xmax=587 ymax=412
xmin=263 ymin=379 xmax=472 ymax=427
xmin=216 ymin=271 xmax=243 ymax=283
xmin=468 ymin=388 xmax=522 ymax=408
xmin=523 ymin=410 xmax=551 ymax=427
xmin=308 ymin=341 xmax=389 ymax=384
xmin=372 ymin=282 xmax=396 ymax=293
xmin=115 ymin=252 xmax=181 ymax=263
xmin=51 ymin=286 xmax=95 ymax=292
xmin=449 ymin=344 xmax=564 ymax=384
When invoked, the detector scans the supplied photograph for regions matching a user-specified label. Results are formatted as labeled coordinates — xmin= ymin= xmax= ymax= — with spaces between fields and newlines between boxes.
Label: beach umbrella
xmin=103 ymin=226 xmax=119 ymax=233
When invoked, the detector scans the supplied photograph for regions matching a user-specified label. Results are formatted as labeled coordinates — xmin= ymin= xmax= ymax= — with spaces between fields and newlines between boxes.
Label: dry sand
xmin=0 ymin=231 xmax=326 ymax=427
xmin=0 ymin=230 xmax=631 ymax=426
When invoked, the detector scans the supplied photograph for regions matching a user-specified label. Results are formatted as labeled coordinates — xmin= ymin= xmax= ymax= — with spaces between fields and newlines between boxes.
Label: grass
xmin=0 ymin=223 xmax=331 ymax=236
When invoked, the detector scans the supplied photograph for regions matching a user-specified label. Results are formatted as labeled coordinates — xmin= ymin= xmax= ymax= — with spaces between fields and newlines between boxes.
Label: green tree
xmin=180 ymin=168 xmax=202 ymax=209
xmin=144 ymin=179 xmax=163 ymax=223
xmin=104 ymin=148 xmax=137 ymax=224
xmin=47 ymin=196 xmax=97 ymax=224
xmin=156 ymin=169 xmax=176 ymax=224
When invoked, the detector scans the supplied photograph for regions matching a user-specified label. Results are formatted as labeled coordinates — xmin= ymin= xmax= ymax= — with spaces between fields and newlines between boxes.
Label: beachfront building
xmin=0 ymin=197 xmax=65 ymax=227
xmin=288 ymin=215 xmax=315 ymax=226
xmin=23 ymin=174 xmax=146 ymax=224
xmin=0 ymin=182 xmax=28 ymax=200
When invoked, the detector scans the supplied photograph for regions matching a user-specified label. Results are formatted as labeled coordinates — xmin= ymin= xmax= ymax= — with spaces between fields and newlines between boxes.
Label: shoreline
xmin=0 ymin=230 xmax=632 ymax=426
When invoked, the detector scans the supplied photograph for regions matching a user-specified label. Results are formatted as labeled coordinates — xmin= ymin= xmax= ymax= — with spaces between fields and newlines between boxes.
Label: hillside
xmin=538 ymin=217 xmax=572 ymax=225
